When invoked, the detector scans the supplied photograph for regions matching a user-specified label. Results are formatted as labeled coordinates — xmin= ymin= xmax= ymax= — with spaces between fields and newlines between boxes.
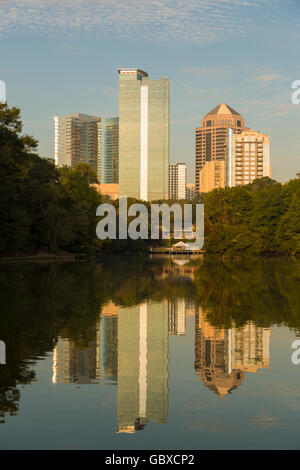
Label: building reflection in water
xmin=101 ymin=302 xmax=118 ymax=385
xmin=117 ymin=302 xmax=169 ymax=433
xmin=52 ymin=333 xmax=100 ymax=385
xmin=195 ymin=307 xmax=270 ymax=397
xmin=51 ymin=297 xmax=190 ymax=433
xmin=51 ymin=258 xmax=271 ymax=429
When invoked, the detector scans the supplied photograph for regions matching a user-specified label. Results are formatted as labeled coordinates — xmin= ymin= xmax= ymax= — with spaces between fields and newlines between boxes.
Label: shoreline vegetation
xmin=0 ymin=103 xmax=299 ymax=260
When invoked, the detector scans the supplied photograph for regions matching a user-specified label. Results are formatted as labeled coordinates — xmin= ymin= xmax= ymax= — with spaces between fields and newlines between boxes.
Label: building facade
xmin=226 ymin=129 xmax=271 ymax=187
xmin=186 ymin=183 xmax=196 ymax=200
xmin=92 ymin=183 xmax=119 ymax=201
xmin=195 ymin=104 xmax=246 ymax=192
xmin=54 ymin=113 xmax=101 ymax=181
xmin=104 ymin=117 xmax=119 ymax=184
xmin=118 ymin=69 xmax=169 ymax=201
xmin=168 ymin=163 xmax=186 ymax=199
xmin=199 ymin=160 xmax=225 ymax=193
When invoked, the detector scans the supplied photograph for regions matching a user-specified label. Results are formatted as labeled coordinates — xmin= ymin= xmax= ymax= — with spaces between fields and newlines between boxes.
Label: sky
xmin=0 ymin=0 xmax=300 ymax=182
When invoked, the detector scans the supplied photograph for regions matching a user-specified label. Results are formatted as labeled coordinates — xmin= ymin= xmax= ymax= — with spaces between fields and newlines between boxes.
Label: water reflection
xmin=50 ymin=295 xmax=272 ymax=432
xmin=0 ymin=256 xmax=299 ymax=435
xmin=195 ymin=308 xmax=270 ymax=397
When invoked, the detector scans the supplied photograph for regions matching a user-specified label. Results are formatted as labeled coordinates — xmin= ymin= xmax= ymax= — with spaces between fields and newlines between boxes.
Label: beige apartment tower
xmin=118 ymin=69 xmax=169 ymax=201
xmin=54 ymin=113 xmax=101 ymax=181
xmin=195 ymin=104 xmax=246 ymax=192
xmin=226 ymin=129 xmax=271 ymax=187
xmin=199 ymin=160 xmax=226 ymax=193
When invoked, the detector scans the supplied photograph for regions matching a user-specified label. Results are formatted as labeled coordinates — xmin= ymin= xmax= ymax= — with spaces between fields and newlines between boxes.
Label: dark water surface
xmin=0 ymin=256 xmax=299 ymax=449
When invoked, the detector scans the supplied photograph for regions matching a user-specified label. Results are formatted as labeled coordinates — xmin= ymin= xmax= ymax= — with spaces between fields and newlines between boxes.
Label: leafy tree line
xmin=0 ymin=103 xmax=102 ymax=255
xmin=202 ymin=176 xmax=300 ymax=257
xmin=0 ymin=103 xmax=299 ymax=256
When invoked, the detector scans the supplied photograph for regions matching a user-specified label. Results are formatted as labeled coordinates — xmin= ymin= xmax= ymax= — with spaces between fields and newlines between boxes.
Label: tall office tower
xmin=117 ymin=301 xmax=169 ymax=433
xmin=199 ymin=160 xmax=225 ymax=193
xmin=226 ymin=129 xmax=271 ymax=187
xmin=104 ymin=117 xmax=119 ymax=183
xmin=118 ymin=69 xmax=169 ymax=201
xmin=168 ymin=163 xmax=187 ymax=199
xmin=54 ymin=113 xmax=101 ymax=181
xmin=186 ymin=183 xmax=196 ymax=200
xmin=195 ymin=104 xmax=246 ymax=192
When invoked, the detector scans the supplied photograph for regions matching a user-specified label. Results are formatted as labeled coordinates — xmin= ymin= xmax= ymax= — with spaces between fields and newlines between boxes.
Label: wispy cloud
xmin=185 ymin=67 xmax=229 ymax=76
xmin=0 ymin=0 xmax=280 ymax=44
xmin=248 ymin=73 xmax=290 ymax=86
xmin=238 ymin=98 xmax=300 ymax=117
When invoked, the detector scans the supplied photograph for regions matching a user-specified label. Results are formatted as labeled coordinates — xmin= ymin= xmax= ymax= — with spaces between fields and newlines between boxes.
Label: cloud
xmin=185 ymin=67 xmax=229 ymax=76
xmin=0 ymin=0 xmax=280 ymax=44
xmin=238 ymin=98 xmax=300 ymax=117
xmin=248 ymin=73 xmax=290 ymax=85
xmin=184 ymin=85 xmax=232 ymax=96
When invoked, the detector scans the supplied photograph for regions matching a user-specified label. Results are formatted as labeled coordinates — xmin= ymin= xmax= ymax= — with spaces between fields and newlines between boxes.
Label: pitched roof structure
xmin=205 ymin=103 xmax=241 ymax=117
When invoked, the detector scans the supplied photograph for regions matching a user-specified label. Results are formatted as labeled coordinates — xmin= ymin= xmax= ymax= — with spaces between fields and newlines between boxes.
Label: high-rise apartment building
xmin=199 ymin=160 xmax=225 ymax=193
xmin=118 ymin=69 xmax=169 ymax=201
xmin=186 ymin=183 xmax=196 ymax=200
xmin=104 ymin=117 xmax=119 ymax=184
xmin=168 ymin=163 xmax=187 ymax=199
xmin=54 ymin=113 xmax=101 ymax=181
xmin=226 ymin=129 xmax=271 ymax=187
xmin=195 ymin=104 xmax=246 ymax=192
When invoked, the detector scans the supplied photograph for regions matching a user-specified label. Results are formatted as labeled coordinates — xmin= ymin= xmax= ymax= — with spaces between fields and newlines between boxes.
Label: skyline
xmin=1 ymin=0 xmax=300 ymax=182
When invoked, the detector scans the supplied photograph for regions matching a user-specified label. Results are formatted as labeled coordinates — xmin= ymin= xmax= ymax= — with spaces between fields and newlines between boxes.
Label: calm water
xmin=0 ymin=256 xmax=299 ymax=450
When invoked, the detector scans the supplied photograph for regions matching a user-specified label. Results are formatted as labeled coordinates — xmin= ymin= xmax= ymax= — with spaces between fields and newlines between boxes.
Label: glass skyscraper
xmin=103 ymin=117 xmax=119 ymax=184
xmin=118 ymin=69 xmax=169 ymax=201
xmin=54 ymin=113 xmax=101 ymax=181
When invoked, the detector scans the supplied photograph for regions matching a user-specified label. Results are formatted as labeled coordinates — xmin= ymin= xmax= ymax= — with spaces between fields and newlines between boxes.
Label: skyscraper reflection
xmin=195 ymin=307 xmax=270 ymax=397
xmin=52 ymin=334 xmax=100 ymax=385
xmin=51 ymin=291 xmax=271 ymax=428
xmin=101 ymin=303 xmax=118 ymax=385
xmin=116 ymin=302 xmax=169 ymax=433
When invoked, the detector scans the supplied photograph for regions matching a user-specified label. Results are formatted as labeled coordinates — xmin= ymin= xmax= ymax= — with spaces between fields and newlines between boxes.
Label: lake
xmin=0 ymin=256 xmax=299 ymax=449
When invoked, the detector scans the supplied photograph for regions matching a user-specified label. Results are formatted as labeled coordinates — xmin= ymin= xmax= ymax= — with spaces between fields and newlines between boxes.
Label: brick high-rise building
xmin=195 ymin=104 xmax=246 ymax=192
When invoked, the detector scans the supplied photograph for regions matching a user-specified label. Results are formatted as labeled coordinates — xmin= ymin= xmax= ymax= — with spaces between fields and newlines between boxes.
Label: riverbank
xmin=0 ymin=252 xmax=87 ymax=264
